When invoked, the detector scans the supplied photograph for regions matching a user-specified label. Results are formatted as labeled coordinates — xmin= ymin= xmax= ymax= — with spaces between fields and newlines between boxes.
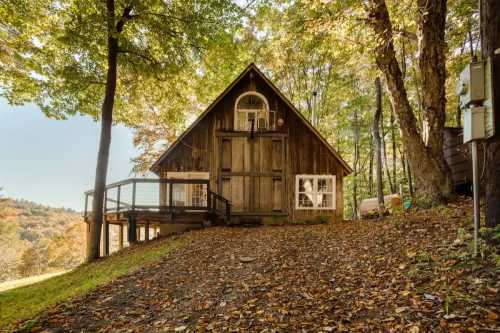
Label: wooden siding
xmin=157 ymin=68 xmax=345 ymax=222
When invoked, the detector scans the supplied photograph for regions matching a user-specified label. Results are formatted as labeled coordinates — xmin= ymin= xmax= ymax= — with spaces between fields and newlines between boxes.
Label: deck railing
xmin=84 ymin=178 xmax=231 ymax=221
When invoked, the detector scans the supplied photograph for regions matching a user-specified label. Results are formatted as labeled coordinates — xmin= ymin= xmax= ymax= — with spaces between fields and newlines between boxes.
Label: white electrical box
xmin=456 ymin=62 xmax=485 ymax=108
xmin=463 ymin=106 xmax=485 ymax=143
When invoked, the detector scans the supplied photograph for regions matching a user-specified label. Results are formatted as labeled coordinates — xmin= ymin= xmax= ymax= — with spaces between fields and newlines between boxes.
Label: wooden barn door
xmin=218 ymin=134 xmax=286 ymax=214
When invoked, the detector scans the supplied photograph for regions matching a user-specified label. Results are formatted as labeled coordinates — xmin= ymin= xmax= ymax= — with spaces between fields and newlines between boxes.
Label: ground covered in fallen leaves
xmin=17 ymin=199 xmax=500 ymax=332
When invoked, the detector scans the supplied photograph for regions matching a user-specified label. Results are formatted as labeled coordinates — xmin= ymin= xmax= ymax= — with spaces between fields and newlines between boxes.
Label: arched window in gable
xmin=234 ymin=91 xmax=275 ymax=131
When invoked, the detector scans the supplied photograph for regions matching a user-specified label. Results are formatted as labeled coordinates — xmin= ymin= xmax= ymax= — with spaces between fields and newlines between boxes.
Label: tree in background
xmin=366 ymin=0 xmax=452 ymax=203
xmin=373 ymin=78 xmax=385 ymax=213
xmin=0 ymin=0 xmax=240 ymax=261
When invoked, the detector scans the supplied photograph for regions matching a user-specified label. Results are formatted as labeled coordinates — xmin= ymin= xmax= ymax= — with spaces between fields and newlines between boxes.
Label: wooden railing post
xmin=226 ymin=200 xmax=230 ymax=220
xmin=116 ymin=184 xmax=121 ymax=212
xmin=103 ymin=190 xmax=107 ymax=213
xmin=132 ymin=180 xmax=136 ymax=211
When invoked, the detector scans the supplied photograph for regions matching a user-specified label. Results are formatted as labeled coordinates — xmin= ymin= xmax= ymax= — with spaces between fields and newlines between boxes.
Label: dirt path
xmin=25 ymin=202 xmax=499 ymax=332
xmin=0 ymin=272 xmax=67 ymax=293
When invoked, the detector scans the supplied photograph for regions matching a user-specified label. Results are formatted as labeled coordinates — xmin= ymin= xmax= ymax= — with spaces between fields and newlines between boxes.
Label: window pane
xmin=237 ymin=112 xmax=246 ymax=130
xmin=318 ymin=178 xmax=333 ymax=192
xmin=299 ymin=178 xmax=314 ymax=192
xmin=299 ymin=193 xmax=314 ymax=207
xmin=191 ymin=184 xmax=207 ymax=207
xmin=237 ymin=94 xmax=265 ymax=109
xmin=172 ymin=184 xmax=186 ymax=206
xmin=316 ymin=193 xmax=333 ymax=208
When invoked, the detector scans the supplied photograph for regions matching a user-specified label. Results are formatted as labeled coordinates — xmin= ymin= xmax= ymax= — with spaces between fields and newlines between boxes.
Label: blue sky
xmin=0 ymin=99 xmax=140 ymax=211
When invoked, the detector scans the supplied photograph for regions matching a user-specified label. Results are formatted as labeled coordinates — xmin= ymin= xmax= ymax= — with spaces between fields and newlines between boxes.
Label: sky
xmin=0 ymin=99 xmax=140 ymax=211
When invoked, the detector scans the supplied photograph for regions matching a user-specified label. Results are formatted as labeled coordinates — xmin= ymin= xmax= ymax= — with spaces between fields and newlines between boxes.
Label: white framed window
xmin=295 ymin=175 xmax=336 ymax=210
xmin=234 ymin=91 xmax=275 ymax=131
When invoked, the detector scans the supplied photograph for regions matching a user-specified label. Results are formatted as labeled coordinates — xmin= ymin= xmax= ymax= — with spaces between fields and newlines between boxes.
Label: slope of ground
xmin=6 ymin=199 xmax=500 ymax=332
xmin=0 ymin=239 xmax=183 ymax=331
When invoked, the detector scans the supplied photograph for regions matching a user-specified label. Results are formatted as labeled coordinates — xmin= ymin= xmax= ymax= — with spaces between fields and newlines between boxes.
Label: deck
xmin=84 ymin=178 xmax=231 ymax=255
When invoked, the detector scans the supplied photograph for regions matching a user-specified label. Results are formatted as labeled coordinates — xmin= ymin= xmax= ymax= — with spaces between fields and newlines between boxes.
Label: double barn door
xmin=218 ymin=134 xmax=287 ymax=214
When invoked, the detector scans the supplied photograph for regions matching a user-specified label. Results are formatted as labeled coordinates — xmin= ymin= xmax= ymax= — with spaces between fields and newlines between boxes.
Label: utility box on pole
xmin=457 ymin=62 xmax=485 ymax=108
xmin=463 ymin=106 xmax=486 ymax=143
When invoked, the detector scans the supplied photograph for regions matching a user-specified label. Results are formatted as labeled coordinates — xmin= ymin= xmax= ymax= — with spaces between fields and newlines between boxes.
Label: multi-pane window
xmin=234 ymin=92 xmax=275 ymax=131
xmin=295 ymin=175 xmax=336 ymax=209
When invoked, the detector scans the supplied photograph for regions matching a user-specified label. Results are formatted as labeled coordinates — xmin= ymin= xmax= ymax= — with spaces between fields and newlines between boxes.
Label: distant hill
xmin=0 ymin=198 xmax=85 ymax=283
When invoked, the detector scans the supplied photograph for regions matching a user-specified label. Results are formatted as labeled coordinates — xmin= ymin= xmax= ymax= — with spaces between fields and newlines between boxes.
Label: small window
xmin=234 ymin=91 xmax=275 ymax=131
xmin=295 ymin=175 xmax=336 ymax=210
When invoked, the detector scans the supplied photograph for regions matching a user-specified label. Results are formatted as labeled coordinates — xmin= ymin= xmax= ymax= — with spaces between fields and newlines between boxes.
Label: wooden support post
xmin=103 ymin=219 xmax=110 ymax=256
xmin=137 ymin=226 xmax=141 ymax=241
xmin=128 ymin=215 xmax=137 ymax=244
xmin=118 ymin=224 xmax=124 ymax=250
xmin=145 ymin=222 xmax=150 ymax=242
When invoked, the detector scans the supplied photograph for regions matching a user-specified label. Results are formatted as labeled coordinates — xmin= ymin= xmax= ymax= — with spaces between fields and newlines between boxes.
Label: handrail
xmin=208 ymin=190 xmax=231 ymax=223
xmin=84 ymin=178 xmax=231 ymax=221
xmin=84 ymin=178 xmax=210 ymax=195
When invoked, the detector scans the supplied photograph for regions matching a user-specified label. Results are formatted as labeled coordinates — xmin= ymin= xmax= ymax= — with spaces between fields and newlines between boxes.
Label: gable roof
xmin=150 ymin=63 xmax=352 ymax=175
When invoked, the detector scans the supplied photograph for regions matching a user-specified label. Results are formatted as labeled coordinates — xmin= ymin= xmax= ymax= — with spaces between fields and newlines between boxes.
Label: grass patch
xmin=0 ymin=238 xmax=183 ymax=331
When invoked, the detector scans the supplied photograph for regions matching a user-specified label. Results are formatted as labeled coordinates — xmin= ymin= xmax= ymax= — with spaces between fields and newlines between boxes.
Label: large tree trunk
xmin=482 ymin=0 xmax=500 ymax=227
xmin=86 ymin=0 xmax=119 ymax=262
xmin=366 ymin=0 xmax=452 ymax=203
xmin=374 ymin=78 xmax=385 ymax=212
xmin=417 ymin=0 xmax=453 ymax=188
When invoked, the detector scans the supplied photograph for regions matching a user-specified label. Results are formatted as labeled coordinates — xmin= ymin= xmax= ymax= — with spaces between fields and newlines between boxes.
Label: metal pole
xmin=471 ymin=140 xmax=480 ymax=257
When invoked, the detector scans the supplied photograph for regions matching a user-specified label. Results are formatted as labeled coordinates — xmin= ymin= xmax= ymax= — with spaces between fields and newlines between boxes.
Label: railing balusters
xmin=85 ymin=178 xmax=230 ymax=224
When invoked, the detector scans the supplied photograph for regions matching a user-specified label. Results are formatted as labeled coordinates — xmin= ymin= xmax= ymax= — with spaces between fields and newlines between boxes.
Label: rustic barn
xmin=85 ymin=63 xmax=352 ymax=254
xmin=150 ymin=63 xmax=352 ymax=225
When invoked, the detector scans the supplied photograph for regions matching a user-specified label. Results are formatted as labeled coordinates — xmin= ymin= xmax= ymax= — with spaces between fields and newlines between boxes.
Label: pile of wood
xmin=359 ymin=194 xmax=402 ymax=218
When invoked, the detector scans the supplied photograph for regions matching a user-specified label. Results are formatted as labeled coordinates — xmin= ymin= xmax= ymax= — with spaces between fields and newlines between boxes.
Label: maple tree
xmin=0 ymin=0 xmax=240 ymax=262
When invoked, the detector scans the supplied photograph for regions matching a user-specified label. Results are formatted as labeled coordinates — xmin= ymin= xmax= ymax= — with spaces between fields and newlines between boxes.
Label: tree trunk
xmin=482 ymin=0 xmax=500 ymax=227
xmin=86 ymin=0 xmax=119 ymax=262
xmin=352 ymin=107 xmax=360 ymax=219
xmin=366 ymin=0 xmax=452 ymax=203
xmin=374 ymin=77 xmax=385 ymax=212
xmin=417 ymin=0 xmax=453 ymax=188
xmin=390 ymin=106 xmax=397 ymax=188
xmin=381 ymin=111 xmax=395 ymax=193
xmin=368 ymin=134 xmax=374 ymax=196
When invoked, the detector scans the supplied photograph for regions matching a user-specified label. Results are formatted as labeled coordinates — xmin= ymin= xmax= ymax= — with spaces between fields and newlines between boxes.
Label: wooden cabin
xmin=150 ymin=63 xmax=352 ymax=226
xmin=443 ymin=127 xmax=484 ymax=195
xmin=85 ymin=64 xmax=351 ymax=255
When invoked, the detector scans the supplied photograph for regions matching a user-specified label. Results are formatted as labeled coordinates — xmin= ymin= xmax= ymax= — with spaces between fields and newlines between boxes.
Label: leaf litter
xmin=18 ymin=199 xmax=499 ymax=332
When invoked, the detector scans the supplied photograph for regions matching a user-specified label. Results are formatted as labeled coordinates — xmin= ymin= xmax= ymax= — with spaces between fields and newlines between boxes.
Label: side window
xmin=295 ymin=175 xmax=336 ymax=209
